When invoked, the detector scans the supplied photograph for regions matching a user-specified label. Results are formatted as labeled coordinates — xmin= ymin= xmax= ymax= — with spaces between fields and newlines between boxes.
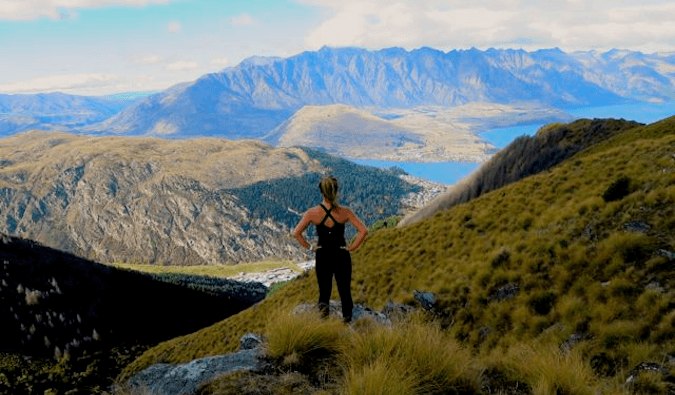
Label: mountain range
xmin=2 ymin=47 xmax=674 ymax=142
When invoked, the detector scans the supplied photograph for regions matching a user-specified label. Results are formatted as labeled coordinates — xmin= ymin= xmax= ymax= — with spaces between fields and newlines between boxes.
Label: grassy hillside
xmin=399 ymin=118 xmax=643 ymax=227
xmin=120 ymin=116 xmax=675 ymax=394
xmin=0 ymin=234 xmax=264 ymax=394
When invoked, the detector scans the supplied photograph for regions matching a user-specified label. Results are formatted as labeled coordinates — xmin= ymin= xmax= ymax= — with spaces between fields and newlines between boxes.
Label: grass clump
xmin=265 ymin=313 xmax=350 ymax=367
xmin=489 ymin=343 xmax=597 ymax=395
xmin=344 ymin=316 xmax=480 ymax=395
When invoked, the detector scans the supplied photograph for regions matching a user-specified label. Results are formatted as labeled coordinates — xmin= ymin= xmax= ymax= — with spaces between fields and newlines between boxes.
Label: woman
xmin=293 ymin=176 xmax=368 ymax=323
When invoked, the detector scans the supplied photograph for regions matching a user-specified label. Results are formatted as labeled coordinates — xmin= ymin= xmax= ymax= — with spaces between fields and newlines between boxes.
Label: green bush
xmin=602 ymin=175 xmax=631 ymax=202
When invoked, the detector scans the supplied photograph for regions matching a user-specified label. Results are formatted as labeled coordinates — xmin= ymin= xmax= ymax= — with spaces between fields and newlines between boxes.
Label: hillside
xmin=0 ymin=131 xmax=422 ymax=265
xmin=0 ymin=232 xmax=264 ymax=394
xmin=120 ymin=116 xmax=675 ymax=393
xmin=399 ymin=117 xmax=644 ymax=226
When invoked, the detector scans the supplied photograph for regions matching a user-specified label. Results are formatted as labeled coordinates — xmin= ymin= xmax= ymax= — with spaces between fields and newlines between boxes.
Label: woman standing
xmin=293 ymin=176 xmax=368 ymax=323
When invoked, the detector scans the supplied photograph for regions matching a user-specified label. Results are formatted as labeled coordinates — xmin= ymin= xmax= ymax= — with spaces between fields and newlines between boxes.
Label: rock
xmin=625 ymin=362 xmax=669 ymax=385
xmin=413 ymin=290 xmax=436 ymax=311
xmin=656 ymin=249 xmax=675 ymax=260
xmin=381 ymin=301 xmax=416 ymax=322
xmin=239 ymin=333 xmax=264 ymax=351
xmin=489 ymin=283 xmax=519 ymax=302
xmin=292 ymin=301 xmax=391 ymax=326
xmin=623 ymin=221 xmax=651 ymax=233
xmin=127 ymin=348 xmax=262 ymax=395
xmin=560 ymin=332 xmax=593 ymax=354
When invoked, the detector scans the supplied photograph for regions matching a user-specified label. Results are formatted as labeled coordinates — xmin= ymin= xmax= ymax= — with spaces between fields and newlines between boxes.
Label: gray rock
xmin=625 ymin=362 xmax=669 ymax=385
xmin=127 ymin=348 xmax=261 ymax=395
xmin=489 ymin=283 xmax=519 ymax=302
xmin=413 ymin=290 xmax=436 ymax=311
xmin=239 ymin=333 xmax=264 ymax=351
xmin=560 ymin=332 xmax=593 ymax=354
xmin=623 ymin=221 xmax=651 ymax=233
xmin=292 ymin=301 xmax=391 ymax=326
xmin=381 ymin=301 xmax=416 ymax=322
xmin=656 ymin=249 xmax=675 ymax=260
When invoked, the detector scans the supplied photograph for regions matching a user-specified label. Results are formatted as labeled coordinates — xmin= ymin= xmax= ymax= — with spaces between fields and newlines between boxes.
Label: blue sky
xmin=2 ymin=0 xmax=675 ymax=95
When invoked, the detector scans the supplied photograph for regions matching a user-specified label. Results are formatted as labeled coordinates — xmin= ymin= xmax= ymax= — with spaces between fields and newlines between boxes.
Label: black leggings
xmin=315 ymin=248 xmax=353 ymax=321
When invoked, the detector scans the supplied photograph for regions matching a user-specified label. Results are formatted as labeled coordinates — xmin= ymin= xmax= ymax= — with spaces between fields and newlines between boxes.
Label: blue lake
xmin=358 ymin=102 xmax=675 ymax=184
xmin=353 ymin=159 xmax=479 ymax=185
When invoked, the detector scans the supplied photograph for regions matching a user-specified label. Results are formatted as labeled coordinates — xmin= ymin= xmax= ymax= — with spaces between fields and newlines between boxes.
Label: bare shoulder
xmin=337 ymin=206 xmax=355 ymax=220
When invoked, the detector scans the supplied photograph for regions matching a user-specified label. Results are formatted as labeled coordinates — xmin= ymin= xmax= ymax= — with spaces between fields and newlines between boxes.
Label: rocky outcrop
xmin=126 ymin=300 xmax=414 ymax=395
xmin=126 ymin=336 xmax=264 ymax=395
xmin=292 ymin=301 xmax=392 ymax=326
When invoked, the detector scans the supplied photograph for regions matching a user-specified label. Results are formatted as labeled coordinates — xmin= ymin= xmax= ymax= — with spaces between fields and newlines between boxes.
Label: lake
xmin=358 ymin=102 xmax=675 ymax=184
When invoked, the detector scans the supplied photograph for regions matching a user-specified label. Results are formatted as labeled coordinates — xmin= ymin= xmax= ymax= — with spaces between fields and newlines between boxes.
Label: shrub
xmin=528 ymin=292 xmax=557 ymax=315
xmin=602 ymin=175 xmax=631 ymax=202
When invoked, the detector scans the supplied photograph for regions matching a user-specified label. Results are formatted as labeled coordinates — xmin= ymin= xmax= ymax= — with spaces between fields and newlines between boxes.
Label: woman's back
xmin=316 ymin=203 xmax=346 ymax=249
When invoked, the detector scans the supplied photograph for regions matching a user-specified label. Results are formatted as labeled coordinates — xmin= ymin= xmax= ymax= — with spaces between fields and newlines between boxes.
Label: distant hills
xmin=0 ymin=131 xmax=420 ymax=265
xmin=0 ymin=92 xmax=146 ymax=135
xmin=2 ymin=47 xmax=674 ymax=142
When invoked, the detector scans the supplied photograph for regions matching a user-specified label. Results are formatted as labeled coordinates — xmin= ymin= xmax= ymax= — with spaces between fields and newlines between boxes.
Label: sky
xmin=1 ymin=0 xmax=675 ymax=96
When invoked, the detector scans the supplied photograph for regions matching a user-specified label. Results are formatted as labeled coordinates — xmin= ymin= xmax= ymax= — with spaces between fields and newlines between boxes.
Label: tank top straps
xmin=316 ymin=204 xmax=346 ymax=249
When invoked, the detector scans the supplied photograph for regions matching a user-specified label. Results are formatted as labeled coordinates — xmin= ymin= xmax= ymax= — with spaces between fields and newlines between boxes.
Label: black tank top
xmin=317 ymin=204 xmax=346 ymax=249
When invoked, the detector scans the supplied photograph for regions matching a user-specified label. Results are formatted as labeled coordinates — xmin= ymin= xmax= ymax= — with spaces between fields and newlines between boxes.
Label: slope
xmin=120 ymin=116 xmax=675 ymax=393
xmin=399 ymin=118 xmax=644 ymax=226
xmin=0 ymin=131 xmax=422 ymax=265
xmin=0 ymin=233 xmax=264 ymax=394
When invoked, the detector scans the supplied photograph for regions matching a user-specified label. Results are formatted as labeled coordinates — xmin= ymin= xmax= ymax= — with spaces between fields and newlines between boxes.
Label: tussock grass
xmin=265 ymin=313 xmax=350 ymax=365
xmin=343 ymin=359 xmax=416 ymax=395
xmin=346 ymin=317 xmax=480 ymax=395
xmin=486 ymin=343 xmax=596 ymax=395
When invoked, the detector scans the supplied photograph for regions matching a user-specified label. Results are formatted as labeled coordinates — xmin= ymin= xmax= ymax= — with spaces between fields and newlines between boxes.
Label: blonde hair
xmin=319 ymin=176 xmax=339 ymax=208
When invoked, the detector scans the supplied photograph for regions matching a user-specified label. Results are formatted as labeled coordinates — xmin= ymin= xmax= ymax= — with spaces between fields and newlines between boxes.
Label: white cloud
xmin=168 ymin=21 xmax=181 ymax=34
xmin=137 ymin=55 xmax=162 ymax=64
xmin=166 ymin=61 xmax=199 ymax=71
xmin=0 ymin=73 xmax=119 ymax=94
xmin=210 ymin=57 xmax=230 ymax=67
xmin=228 ymin=12 xmax=256 ymax=26
xmin=299 ymin=0 xmax=675 ymax=52
xmin=0 ymin=0 xmax=179 ymax=21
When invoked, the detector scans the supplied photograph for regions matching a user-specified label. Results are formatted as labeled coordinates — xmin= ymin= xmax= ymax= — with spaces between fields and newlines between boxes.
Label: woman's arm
xmin=346 ymin=209 xmax=368 ymax=252
xmin=293 ymin=210 xmax=314 ymax=250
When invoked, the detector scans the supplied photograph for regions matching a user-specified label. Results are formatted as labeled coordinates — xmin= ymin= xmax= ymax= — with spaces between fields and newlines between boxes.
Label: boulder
xmin=127 ymin=336 xmax=263 ymax=395
xmin=413 ymin=290 xmax=436 ymax=311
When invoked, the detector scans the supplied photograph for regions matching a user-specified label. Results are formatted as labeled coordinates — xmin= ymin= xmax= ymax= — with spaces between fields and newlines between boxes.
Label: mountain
xmin=119 ymin=115 xmax=675 ymax=394
xmin=0 ymin=92 xmax=146 ymax=135
xmin=0 ymin=130 xmax=422 ymax=265
xmin=92 ymin=46 xmax=675 ymax=139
